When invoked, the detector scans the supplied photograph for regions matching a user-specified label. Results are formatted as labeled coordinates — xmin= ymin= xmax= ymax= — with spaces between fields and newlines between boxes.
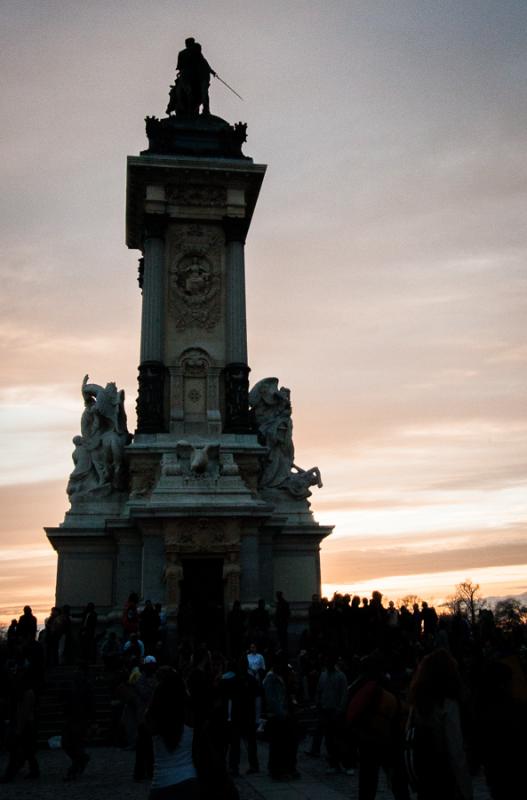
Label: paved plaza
xmin=0 ymin=740 xmax=492 ymax=800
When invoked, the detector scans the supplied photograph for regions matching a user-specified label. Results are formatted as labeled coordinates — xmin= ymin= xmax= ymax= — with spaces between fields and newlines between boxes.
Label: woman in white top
xmin=247 ymin=643 xmax=266 ymax=729
xmin=146 ymin=668 xmax=199 ymax=799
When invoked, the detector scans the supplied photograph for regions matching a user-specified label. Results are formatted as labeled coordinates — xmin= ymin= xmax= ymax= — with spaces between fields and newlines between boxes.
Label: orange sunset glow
xmin=1 ymin=2 xmax=526 ymax=625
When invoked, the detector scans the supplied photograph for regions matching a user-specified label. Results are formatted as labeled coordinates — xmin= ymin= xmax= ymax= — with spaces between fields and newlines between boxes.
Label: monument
xmin=45 ymin=40 xmax=333 ymax=638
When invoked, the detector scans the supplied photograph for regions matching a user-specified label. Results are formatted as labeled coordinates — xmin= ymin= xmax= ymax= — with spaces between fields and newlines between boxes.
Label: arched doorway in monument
xmin=179 ymin=556 xmax=225 ymax=647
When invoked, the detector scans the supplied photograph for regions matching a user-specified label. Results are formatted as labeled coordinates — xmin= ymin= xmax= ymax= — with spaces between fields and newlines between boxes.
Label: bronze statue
xmin=166 ymin=37 xmax=216 ymax=117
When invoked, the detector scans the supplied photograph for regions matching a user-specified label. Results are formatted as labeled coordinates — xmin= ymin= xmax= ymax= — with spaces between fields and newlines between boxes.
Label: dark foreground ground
xmin=0 ymin=740 xmax=493 ymax=800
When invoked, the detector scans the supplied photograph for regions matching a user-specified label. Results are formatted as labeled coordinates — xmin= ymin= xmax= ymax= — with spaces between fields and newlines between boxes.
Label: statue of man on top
xmin=167 ymin=37 xmax=216 ymax=117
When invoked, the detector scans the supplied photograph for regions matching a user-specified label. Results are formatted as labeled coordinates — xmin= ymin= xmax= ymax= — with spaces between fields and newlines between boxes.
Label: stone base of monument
xmin=46 ymin=429 xmax=331 ymax=629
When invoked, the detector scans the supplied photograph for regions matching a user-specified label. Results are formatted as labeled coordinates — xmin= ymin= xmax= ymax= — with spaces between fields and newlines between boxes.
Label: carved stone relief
xmin=165 ymin=519 xmax=239 ymax=552
xmin=129 ymin=457 xmax=158 ymax=499
xmin=172 ymin=223 xmax=223 ymax=256
xmin=169 ymin=348 xmax=222 ymax=436
xmin=160 ymin=441 xmax=221 ymax=480
xmin=168 ymin=224 xmax=224 ymax=331
xmin=182 ymin=348 xmax=210 ymax=425
xmin=181 ymin=349 xmax=208 ymax=374
xmin=169 ymin=254 xmax=220 ymax=330
xmin=167 ymin=184 xmax=227 ymax=207
xmin=163 ymin=553 xmax=183 ymax=608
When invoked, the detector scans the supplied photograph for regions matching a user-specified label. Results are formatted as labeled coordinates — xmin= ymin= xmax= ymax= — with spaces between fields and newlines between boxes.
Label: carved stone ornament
xmin=129 ymin=457 xmax=157 ymax=499
xmin=167 ymin=184 xmax=227 ymax=208
xmin=143 ymin=114 xmax=249 ymax=160
xmin=161 ymin=441 xmax=221 ymax=479
xmin=171 ymin=519 xmax=227 ymax=553
xmin=249 ymin=377 xmax=294 ymax=488
xmin=166 ymin=519 xmax=240 ymax=553
xmin=249 ymin=376 xmax=323 ymax=500
xmin=171 ymin=223 xmax=223 ymax=261
xmin=67 ymin=374 xmax=132 ymax=499
xmin=219 ymin=452 xmax=239 ymax=477
xmin=163 ymin=554 xmax=183 ymax=607
xmin=169 ymin=253 xmax=221 ymax=330
xmin=181 ymin=348 xmax=210 ymax=376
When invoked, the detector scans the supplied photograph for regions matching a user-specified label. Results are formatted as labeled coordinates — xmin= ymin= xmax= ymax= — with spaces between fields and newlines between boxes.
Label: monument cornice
xmin=126 ymin=435 xmax=265 ymax=456
xmin=45 ymin=527 xmax=118 ymax=551
xmin=127 ymin=503 xmax=273 ymax=520
xmin=126 ymin=155 xmax=266 ymax=250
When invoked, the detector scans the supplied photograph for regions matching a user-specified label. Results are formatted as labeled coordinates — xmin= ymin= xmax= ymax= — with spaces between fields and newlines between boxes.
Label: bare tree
xmin=398 ymin=594 xmax=423 ymax=608
xmin=445 ymin=579 xmax=485 ymax=626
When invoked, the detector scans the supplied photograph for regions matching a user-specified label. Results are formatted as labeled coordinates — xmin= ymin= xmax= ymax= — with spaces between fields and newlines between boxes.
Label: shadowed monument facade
xmin=45 ymin=41 xmax=333 ymax=637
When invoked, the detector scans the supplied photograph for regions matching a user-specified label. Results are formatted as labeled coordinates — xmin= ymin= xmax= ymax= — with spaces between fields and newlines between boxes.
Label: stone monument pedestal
xmin=46 ymin=96 xmax=333 ymax=641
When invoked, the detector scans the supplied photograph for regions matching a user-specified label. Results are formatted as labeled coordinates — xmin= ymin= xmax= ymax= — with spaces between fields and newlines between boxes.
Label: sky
xmin=1 ymin=0 xmax=526 ymax=623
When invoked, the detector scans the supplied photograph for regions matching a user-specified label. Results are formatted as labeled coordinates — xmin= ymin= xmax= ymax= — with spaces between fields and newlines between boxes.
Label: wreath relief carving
xmin=169 ymin=224 xmax=223 ymax=331
xmin=170 ymin=254 xmax=220 ymax=330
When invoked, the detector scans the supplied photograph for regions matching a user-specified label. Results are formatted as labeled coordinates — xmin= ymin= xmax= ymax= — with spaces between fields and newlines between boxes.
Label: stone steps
xmin=37 ymin=665 xmax=115 ymax=746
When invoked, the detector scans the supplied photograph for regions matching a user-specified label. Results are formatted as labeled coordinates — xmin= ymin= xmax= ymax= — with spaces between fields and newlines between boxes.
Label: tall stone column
xmin=225 ymin=220 xmax=248 ymax=365
xmin=140 ymin=231 xmax=164 ymax=363
xmin=136 ymin=217 xmax=167 ymax=433
xmin=224 ymin=219 xmax=251 ymax=432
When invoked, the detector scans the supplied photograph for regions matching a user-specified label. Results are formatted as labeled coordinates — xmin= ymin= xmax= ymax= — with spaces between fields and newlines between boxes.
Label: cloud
xmin=321 ymin=533 xmax=527 ymax=584
xmin=315 ymin=483 xmax=527 ymax=540
xmin=0 ymin=547 xmax=56 ymax=626
xmin=1 ymin=1 xmax=526 ymax=619
xmin=0 ymin=481 xmax=59 ymax=624
xmin=0 ymin=480 xmax=67 ymax=539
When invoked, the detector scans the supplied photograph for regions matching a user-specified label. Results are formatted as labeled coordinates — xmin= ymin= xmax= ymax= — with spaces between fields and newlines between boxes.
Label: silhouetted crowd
xmin=1 ymin=589 xmax=526 ymax=799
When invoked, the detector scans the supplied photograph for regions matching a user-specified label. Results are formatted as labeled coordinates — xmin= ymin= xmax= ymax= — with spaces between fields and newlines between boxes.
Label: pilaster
xmin=137 ymin=214 xmax=167 ymax=432
xmin=140 ymin=216 xmax=166 ymax=363
xmin=224 ymin=219 xmax=248 ymax=365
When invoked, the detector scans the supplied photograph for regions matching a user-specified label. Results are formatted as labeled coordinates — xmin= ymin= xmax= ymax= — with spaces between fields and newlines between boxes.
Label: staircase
xmin=37 ymin=664 xmax=115 ymax=747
